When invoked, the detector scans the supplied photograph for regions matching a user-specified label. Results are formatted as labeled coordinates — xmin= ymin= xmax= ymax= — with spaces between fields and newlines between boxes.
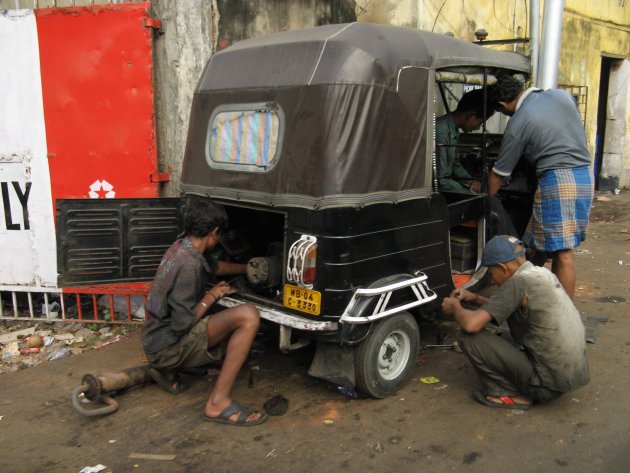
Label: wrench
xmin=423 ymin=342 xmax=462 ymax=353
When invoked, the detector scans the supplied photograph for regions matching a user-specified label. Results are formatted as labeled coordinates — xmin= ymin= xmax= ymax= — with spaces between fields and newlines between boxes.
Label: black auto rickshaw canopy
xmin=180 ymin=22 xmax=530 ymax=210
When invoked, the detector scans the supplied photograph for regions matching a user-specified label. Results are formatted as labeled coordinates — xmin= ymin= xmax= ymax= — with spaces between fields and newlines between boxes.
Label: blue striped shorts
xmin=522 ymin=166 xmax=593 ymax=253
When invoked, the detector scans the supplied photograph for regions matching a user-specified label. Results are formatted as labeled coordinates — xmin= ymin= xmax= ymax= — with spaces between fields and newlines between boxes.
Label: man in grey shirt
xmin=488 ymin=74 xmax=593 ymax=298
xmin=441 ymin=235 xmax=590 ymax=409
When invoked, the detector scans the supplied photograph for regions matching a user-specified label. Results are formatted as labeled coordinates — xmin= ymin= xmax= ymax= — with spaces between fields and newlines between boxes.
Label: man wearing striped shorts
xmin=488 ymin=74 xmax=593 ymax=298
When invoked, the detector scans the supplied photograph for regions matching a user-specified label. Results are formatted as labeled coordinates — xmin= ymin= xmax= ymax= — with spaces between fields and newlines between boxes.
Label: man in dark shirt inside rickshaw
xmin=436 ymin=88 xmax=494 ymax=194
xmin=142 ymin=196 xmax=267 ymax=426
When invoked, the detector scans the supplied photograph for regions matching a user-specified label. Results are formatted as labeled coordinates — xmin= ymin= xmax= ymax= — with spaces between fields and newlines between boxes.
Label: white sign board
xmin=0 ymin=10 xmax=57 ymax=288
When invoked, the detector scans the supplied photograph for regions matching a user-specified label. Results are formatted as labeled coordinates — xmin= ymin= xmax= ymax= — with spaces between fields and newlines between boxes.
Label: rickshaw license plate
xmin=283 ymin=284 xmax=321 ymax=316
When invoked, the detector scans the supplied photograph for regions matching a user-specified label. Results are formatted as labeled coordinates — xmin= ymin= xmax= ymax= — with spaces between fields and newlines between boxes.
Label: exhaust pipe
xmin=70 ymin=365 xmax=151 ymax=417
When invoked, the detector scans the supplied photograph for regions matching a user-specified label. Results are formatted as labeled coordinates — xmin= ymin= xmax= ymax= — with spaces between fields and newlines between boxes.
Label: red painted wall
xmin=35 ymin=2 xmax=159 ymax=204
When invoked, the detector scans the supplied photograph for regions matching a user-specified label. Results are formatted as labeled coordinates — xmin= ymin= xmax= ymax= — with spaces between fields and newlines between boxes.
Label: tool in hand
xmin=423 ymin=342 xmax=462 ymax=353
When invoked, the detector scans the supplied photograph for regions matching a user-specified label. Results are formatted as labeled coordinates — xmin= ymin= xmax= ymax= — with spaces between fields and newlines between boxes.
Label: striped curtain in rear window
xmin=209 ymin=108 xmax=280 ymax=171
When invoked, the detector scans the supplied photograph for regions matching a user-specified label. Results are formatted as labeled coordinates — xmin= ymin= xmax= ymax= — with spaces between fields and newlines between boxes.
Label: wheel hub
xmin=377 ymin=330 xmax=411 ymax=380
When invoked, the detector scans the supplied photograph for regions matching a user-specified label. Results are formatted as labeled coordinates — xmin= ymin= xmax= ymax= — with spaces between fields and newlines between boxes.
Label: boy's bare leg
xmin=552 ymin=249 xmax=575 ymax=298
xmin=203 ymin=303 xmax=262 ymax=422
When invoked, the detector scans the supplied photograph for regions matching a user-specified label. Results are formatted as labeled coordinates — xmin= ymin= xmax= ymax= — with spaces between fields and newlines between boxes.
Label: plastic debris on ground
xmin=19 ymin=348 xmax=41 ymax=355
xmin=79 ymin=465 xmax=107 ymax=473
xmin=0 ymin=320 xmax=136 ymax=374
xmin=336 ymin=386 xmax=362 ymax=398
xmin=419 ymin=376 xmax=440 ymax=384
xmin=98 ymin=294 xmax=145 ymax=320
xmin=2 ymin=341 xmax=20 ymax=359
xmin=128 ymin=453 xmax=176 ymax=461
xmin=48 ymin=347 xmax=71 ymax=361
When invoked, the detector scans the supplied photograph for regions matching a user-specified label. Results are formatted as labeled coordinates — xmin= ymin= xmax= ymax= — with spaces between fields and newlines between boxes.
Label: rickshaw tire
xmin=354 ymin=312 xmax=419 ymax=399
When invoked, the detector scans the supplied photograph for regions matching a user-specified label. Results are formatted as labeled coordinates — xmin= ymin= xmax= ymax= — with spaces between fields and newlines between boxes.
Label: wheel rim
xmin=377 ymin=329 xmax=411 ymax=380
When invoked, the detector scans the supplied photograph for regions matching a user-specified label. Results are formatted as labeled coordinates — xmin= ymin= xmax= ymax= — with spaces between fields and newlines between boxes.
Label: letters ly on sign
xmin=1 ymin=181 xmax=31 ymax=231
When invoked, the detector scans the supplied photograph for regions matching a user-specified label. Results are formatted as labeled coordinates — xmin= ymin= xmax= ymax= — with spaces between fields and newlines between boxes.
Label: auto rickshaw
xmin=57 ymin=22 xmax=533 ymax=398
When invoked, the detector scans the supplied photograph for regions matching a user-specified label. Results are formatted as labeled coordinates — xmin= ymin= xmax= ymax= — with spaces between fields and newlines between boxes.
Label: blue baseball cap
xmin=481 ymin=235 xmax=525 ymax=266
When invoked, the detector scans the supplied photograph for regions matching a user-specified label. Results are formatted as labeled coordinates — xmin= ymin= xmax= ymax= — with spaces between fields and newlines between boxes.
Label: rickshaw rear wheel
xmin=355 ymin=312 xmax=419 ymax=398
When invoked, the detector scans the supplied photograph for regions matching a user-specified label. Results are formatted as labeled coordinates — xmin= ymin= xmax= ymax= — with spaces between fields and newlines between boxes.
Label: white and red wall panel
xmin=0 ymin=3 xmax=159 ymax=290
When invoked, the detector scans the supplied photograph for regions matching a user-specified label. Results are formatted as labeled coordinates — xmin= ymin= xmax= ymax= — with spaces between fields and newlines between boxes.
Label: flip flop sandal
xmin=148 ymin=368 xmax=184 ymax=395
xmin=263 ymin=394 xmax=289 ymax=416
xmin=473 ymin=389 xmax=531 ymax=410
xmin=203 ymin=400 xmax=268 ymax=426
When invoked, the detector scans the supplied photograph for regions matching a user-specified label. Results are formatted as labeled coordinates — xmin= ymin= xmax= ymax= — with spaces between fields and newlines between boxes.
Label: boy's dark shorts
xmin=145 ymin=318 xmax=223 ymax=370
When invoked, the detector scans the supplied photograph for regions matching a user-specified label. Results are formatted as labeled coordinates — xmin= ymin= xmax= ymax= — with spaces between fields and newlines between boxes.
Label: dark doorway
xmin=594 ymin=57 xmax=624 ymax=192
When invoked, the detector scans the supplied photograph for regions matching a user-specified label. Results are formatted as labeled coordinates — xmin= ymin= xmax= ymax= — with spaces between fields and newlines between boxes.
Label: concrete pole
xmin=529 ymin=0 xmax=540 ymax=87
xmin=538 ymin=0 xmax=565 ymax=89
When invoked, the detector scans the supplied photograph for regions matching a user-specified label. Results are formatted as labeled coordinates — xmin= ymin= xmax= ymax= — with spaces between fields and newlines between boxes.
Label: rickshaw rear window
xmin=206 ymin=104 xmax=282 ymax=172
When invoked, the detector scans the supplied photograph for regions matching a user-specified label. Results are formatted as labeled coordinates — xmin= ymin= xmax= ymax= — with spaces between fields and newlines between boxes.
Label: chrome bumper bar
xmin=217 ymin=296 xmax=338 ymax=332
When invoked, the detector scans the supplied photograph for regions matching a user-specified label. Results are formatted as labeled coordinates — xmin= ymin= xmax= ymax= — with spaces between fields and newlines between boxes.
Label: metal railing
xmin=0 ymin=287 xmax=147 ymax=324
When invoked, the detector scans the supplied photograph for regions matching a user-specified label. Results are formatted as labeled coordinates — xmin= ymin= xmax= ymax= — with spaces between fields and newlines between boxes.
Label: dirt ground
xmin=1 ymin=192 xmax=629 ymax=473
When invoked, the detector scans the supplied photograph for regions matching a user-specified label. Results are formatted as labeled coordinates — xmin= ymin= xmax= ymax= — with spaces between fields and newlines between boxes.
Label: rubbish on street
xmin=0 ymin=321 xmax=138 ymax=375
xmin=264 ymin=394 xmax=289 ymax=416
xmin=48 ymin=347 xmax=71 ymax=361
xmin=78 ymin=465 xmax=107 ymax=473
xmin=26 ymin=335 xmax=44 ymax=348
xmin=98 ymin=294 xmax=145 ymax=320
xmin=19 ymin=348 xmax=41 ymax=355
xmin=419 ymin=376 xmax=440 ymax=384
xmin=41 ymin=302 xmax=60 ymax=318
xmin=54 ymin=333 xmax=75 ymax=343
xmin=128 ymin=452 xmax=176 ymax=461
xmin=336 ymin=386 xmax=361 ymax=398
xmin=2 ymin=341 xmax=19 ymax=358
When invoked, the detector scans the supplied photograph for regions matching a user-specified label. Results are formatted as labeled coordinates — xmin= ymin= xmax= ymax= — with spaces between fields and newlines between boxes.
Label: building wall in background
xmin=356 ymin=0 xmax=630 ymax=189
xmin=560 ymin=7 xmax=629 ymax=190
